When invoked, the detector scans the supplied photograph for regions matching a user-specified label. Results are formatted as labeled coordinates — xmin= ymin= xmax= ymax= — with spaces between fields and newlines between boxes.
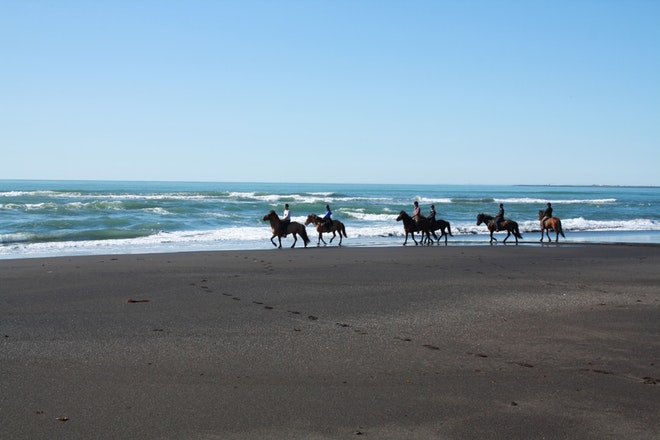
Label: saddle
xmin=490 ymin=219 xmax=504 ymax=231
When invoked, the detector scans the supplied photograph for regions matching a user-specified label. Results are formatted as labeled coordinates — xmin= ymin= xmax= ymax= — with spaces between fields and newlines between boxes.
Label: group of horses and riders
xmin=262 ymin=204 xmax=347 ymax=248
xmin=396 ymin=201 xmax=454 ymax=246
xmin=263 ymin=200 xmax=565 ymax=249
xmin=403 ymin=201 xmax=564 ymax=245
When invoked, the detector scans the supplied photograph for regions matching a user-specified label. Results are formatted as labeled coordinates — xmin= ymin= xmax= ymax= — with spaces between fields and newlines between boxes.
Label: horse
xmin=476 ymin=213 xmax=523 ymax=244
xmin=396 ymin=211 xmax=437 ymax=246
xmin=262 ymin=210 xmax=310 ymax=248
xmin=538 ymin=210 xmax=565 ymax=243
xmin=427 ymin=218 xmax=453 ymax=245
xmin=304 ymin=214 xmax=348 ymax=246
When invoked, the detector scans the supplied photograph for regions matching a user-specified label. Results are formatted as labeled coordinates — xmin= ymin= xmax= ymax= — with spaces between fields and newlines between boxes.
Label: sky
xmin=2 ymin=0 xmax=659 ymax=186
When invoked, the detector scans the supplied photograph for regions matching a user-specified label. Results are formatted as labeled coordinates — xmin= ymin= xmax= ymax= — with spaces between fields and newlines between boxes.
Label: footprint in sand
xmin=467 ymin=352 xmax=488 ymax=358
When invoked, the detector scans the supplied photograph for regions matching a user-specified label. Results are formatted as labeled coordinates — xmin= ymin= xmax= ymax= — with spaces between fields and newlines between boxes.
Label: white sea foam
xmin=493 ymin=197 xmax=617 ymax=204
xmin=143 ymin=207 xmax=171 ymax=215
xmin=415 ymin=196 xmax=454 ymax=204
xmin=340 ymin=210 xmax=396 ymax=222
xmin=518 ymin=217 xmax=659 ymax=232
xmin=0 ymin=190 xmax=59 ymax=197
xmin=23 ymin=202 xmax=58 ymax=210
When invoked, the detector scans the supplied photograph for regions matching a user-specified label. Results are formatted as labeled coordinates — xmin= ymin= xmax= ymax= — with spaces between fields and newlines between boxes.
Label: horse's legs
xmin=434 ymin=230 xmax=441 ymax=245
xmin=290 ymin=233 xmax=297 ymax=248
xmin=270 ymin=235 xmax=279 ymax=248
xmin=332 ymin=231 xmax=342 ymax=245
xmin=429 ymin=230 xmax=438 ymax=245
xmin=403 ymin=229 xmax=415 ymax=245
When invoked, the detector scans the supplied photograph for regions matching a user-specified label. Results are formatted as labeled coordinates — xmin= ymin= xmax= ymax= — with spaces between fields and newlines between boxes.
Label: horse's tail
xmin=557 ymin=219 xmax=565 ymax=238
xmin=447 ymin=222 xmax=453 ymax=236
xmin=341 ymin=223 xmax=348 ymax=238
xmin=300 ymin=226 xmax=310 ymax=245
xmin=514 ymin=222 xmax=523 ymax=239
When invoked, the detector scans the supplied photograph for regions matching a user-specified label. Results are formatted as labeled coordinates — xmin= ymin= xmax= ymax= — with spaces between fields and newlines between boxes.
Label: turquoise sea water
xmin=1 ymin=180 xmax=659 ymax=259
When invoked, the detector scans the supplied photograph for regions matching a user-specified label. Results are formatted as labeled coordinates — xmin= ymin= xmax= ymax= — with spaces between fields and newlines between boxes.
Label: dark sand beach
xmin=1 ymin=245 xmax=659 ymax=439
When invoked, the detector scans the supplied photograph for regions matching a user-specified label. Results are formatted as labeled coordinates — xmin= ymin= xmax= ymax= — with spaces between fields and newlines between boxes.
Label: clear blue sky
xmin=2 ymin=0 xmax=659 ymax=185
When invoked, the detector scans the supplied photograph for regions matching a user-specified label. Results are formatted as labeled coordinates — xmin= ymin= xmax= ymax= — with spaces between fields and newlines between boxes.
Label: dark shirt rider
xmin=540 ymin=202 xmax=553 ymax=227
xmin=493 ymin=203 xmax=504 ymax=231
xmin=428 ymin=204 xmax=436 ymax=222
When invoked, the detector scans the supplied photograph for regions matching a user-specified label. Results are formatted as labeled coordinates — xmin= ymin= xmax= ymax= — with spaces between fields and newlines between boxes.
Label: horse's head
xmin=538 ymin=210 xmax=544 ymax=220
xmin=476 ymin=213 xmax=487 ymax=225
xmin=262 ymin=210 xmax=277 ymax=221
xmin=396 ymin=210 xmax=407 ymax=222
xmin=304 ymin=214 xmax=316 ymax=225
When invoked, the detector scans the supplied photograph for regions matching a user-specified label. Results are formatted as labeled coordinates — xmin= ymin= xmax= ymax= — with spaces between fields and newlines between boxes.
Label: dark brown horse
xmin=396 ymin=211 xmax=437 ymax=245
xmin=476 ymin=213 xmax=523 ymax=244
xmin=305 ymin=214 xmax=348 ymax=246
xmin=262 ymin=210 xmax=310 ymax=248
xmin=428 ymin=218 xmax=453 ymax=245
xmin=538 ymin=210 xmax=565 ymax=242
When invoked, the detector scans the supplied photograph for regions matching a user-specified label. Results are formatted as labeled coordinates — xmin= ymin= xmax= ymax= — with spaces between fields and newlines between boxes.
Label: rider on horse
xmin=493 ymin=203 xmax=504 ymax=231
xmin=428 ymin=204 xmax=436 ymax=222
xmin=280 ymin=203 xmax=291 ymax=236
xmin=412 ymin=201 xmax=426 ymax=229
xmin=540 ymin=202 xmax=553 ymax=229
xmin=322 ymin=205 xmax=332 ymax=230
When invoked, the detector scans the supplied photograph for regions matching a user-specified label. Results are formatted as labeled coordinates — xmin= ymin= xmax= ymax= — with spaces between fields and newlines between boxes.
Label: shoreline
xmin=2 ymin=245 xmax=659 ymax=439
xmin=3 ymin=229 xmax=660 ymax=261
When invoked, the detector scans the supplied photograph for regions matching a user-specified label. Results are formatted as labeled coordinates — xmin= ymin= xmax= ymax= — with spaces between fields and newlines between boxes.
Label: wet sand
xmin=1 ymin=245 xmax=659 ymax=439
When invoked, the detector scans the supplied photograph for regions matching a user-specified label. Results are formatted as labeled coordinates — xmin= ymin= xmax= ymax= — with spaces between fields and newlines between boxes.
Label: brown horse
xmin=476 ymin=213 xmax=523 ymax=244
xmin=304 ymin=214 xmax=347 ymax=246
xmin=262 ymin=210 xmax=310 ymax=248
xmin=396 ymin=211 xmax=437 ymax=245
xmin=538 ymin=210 xmax=566 ymax=242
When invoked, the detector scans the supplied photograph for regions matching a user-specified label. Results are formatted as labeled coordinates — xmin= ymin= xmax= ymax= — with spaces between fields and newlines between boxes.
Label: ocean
xmin=1 ymin=180 xmax=659 ymax=259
